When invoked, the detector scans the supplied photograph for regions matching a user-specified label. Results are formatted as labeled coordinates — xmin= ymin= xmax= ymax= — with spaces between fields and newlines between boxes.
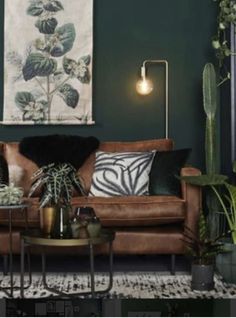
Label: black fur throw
xmin=19 ymin=135 xmax=100 ymax=169
xmin=0 ymin=155 xmax=9 ymax=185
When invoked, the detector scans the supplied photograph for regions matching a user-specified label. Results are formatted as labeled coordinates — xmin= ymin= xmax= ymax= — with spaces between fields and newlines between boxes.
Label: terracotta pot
xmin=40 ymin=206 xmax=57 ymax=237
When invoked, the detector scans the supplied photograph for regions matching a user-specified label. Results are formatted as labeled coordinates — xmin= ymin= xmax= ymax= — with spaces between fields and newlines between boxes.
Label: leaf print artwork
xmin=4 ymin=0 xmax=93 ymax=125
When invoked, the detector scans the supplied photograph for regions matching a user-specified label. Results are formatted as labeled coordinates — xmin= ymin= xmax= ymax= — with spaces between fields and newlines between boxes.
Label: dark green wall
xmin=0 ymin=0 xmax=216 ymax=169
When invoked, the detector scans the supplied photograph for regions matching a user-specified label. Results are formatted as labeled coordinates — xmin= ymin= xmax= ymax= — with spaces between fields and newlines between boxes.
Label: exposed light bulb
xmin=136 ymin=78 xmax=154 ymax=95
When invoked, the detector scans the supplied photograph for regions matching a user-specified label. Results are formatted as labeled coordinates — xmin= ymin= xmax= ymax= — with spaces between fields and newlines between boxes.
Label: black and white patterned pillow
xmin=89 ymin=151 xmax=154 ymax=197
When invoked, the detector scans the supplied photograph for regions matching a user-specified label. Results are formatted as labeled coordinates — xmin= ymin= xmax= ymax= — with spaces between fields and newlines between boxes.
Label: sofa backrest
xmin=0 ymin=139 xmax=173 ymax=196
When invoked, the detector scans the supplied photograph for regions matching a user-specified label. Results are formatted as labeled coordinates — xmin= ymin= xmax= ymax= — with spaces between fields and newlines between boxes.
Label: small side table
xmin=0 ymin=203 xmax=30 ymax=297
xmin=20 ymin=229 xmax=115 ymax=298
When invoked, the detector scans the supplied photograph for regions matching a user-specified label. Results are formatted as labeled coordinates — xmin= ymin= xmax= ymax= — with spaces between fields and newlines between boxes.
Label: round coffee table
xmin=20 ymin=229 xmax=115 ymax=298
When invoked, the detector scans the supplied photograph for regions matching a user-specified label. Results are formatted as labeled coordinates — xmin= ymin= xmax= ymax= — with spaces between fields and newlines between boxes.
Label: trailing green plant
xmin=212 ymin=0 xmax=236 ymax=85
xmin=10 ymin=0 xmax=91 ymax=123
xmin=29 ymin=163 xmax=86 ymax=208
xmin=181 ymin=167 xmax=236 ymax=244
xmin=0 ymin=184 xmax=24 ymax=206
xmin=182 ymin=211 xmax=228 ymax=265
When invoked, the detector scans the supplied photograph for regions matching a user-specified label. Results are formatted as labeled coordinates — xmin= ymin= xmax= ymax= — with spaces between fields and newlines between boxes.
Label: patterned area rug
xmin=1 ymin=272 xmax=236 ymax=299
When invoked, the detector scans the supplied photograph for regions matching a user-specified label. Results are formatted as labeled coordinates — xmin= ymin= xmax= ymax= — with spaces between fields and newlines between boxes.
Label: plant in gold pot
xmin=29 ymin=163 xmax=85 ymax=238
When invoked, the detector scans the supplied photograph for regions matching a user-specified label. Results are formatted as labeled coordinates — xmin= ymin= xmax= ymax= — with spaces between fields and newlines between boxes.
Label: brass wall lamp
xmin=136 ymin=60 xmax=169 ymax=139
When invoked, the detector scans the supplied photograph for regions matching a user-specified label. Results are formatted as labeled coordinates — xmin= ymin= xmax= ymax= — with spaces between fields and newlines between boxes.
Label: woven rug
xmin=1 ymin=272 xmax=236 ymax=299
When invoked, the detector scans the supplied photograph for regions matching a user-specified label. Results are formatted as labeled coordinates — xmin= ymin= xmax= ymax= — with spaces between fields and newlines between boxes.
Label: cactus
xmin=203 ymin=63 xmax=220 ymax=238
xmin=203 ymin=63 xmax=218 ymax=175
xmin=0 ymin=183 xmax=24 ymax=206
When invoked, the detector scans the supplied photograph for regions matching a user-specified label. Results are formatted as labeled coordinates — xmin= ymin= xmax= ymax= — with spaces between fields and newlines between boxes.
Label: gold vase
xmin=40 ymin=206 xmax=57 ymax=237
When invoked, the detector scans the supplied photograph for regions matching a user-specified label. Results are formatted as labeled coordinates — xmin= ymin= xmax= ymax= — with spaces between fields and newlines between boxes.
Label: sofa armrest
xmin=181 ymin=167 xmax=201 ymax=236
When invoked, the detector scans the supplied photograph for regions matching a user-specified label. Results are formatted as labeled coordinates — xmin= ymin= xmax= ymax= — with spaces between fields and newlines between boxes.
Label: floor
xmin=1 ymin=254 xmax=191 ymax=273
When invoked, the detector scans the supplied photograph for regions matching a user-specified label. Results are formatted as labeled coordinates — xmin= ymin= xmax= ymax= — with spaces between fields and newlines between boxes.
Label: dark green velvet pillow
xmin=149 ymin=149 xmax=191 ymax=196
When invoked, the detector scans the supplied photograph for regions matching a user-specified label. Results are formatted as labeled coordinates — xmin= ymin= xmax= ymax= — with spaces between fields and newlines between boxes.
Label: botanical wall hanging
xmin=4 ymin=0 xmax=93 ymax=125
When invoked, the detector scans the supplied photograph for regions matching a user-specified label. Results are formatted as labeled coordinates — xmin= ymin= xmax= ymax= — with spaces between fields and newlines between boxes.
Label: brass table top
xmin=21 ymin=229 xmax=115 ymax=247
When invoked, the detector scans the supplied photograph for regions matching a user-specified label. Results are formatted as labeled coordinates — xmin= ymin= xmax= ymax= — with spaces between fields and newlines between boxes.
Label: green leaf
xmin=78 ymin=69 xmax=90 ymax=84
xmin=44 ymin=0 xmax=64 ymax=12
xmin=15 ymin=92 xmax=35 ymax=111
xmin=23 ymin=53 xmax=57 ymax=81
xmin=22 ymin=100 xmax=48 ymax=122
xmin=27 ymin=1 xmax=44 ymax=16
xmin=180 ymin=174 xmax=228 ymax=186
xmin=63 ymin=57 xmax=76 ymax=75
xmin=50 ymin=24 xmax=76 ymax=57
xmin=58 ymin=84 xmax=79 ymax=108
xmin=233 ymin=161 xmax=236 ymax=174
xmin=199 ymin=211 xmax=207 ymax=241
xmin=80 ymin=55 xmax=91 ymax=66
xmin=35 ymin=18 xmax=58 ymax=34
xmin=77 ymin=55 xmax=91 ymax=83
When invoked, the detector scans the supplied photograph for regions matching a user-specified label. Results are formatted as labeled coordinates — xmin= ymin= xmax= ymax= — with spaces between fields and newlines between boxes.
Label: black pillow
xmin=0 ymin=154 xmax=9 ymax=185
xmin=19 ymin=135 xmax=100 ymax=169
xmin=149 ymin=149 xmax=191 ymax=196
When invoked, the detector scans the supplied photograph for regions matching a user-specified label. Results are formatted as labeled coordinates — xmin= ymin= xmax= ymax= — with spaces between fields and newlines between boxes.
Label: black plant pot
xmin=191 ymin=263 xmax=214 ymax=291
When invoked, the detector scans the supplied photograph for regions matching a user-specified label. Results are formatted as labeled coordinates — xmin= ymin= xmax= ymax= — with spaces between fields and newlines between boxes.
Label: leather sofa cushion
xmin=71 ymin=195 xmax=185 ymax=227
xmin=0 ymin=196 xmax=185 ymax=228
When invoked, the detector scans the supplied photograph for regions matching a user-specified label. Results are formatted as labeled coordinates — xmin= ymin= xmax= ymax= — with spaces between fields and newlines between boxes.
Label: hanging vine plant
xmin=212 ymin=0 xmax=236 ymax=85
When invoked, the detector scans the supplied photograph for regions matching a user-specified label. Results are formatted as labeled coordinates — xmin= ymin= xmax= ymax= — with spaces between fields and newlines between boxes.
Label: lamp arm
xmin=142 ymin=60 xmax=169 ymax=139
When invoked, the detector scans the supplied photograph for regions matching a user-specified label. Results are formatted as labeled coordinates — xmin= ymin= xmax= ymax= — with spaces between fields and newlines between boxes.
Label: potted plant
xmin=182 ymin=211 xmax=226 ymax=291
xmin=181 ymin=170 xmax=236 ymax=283
xmin=29 ymin=162 xmax=85 ymax=238
xmin=0 ymin=184 xmax=24 ymax=206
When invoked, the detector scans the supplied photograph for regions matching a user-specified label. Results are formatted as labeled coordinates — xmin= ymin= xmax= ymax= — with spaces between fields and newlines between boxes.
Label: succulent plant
xmin=0 ymin=183 xmax=24 ymax=205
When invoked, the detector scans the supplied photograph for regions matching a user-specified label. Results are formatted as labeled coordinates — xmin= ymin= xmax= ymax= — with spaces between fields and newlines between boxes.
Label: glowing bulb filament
xmin=136 ymin=78 xmax=154 ymax=95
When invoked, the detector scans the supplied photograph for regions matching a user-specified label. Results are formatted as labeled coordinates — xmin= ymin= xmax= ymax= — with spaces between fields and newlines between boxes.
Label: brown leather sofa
xmin=0 ymin=139 xmax=201 ymax=270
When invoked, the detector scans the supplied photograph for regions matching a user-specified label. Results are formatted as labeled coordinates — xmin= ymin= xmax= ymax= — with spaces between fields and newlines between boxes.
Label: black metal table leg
xmin=42 ymin=250 xmax=46 ymax=286
xmin=108 ymin=241 xmax=113 ymax=291
xmin=3 ymin=255 xmax=8 ymax=276
xmin=0 ymin=204 xmax=30 ymax=297
xmin=23 ymin=207 xmax=29 ymax=230
xmin=9 ymin=209 xmax=13 ymax=297
xmin=23 ymin=207 xmax=32 ymax=285
xmin=20 ymin=238 xmax=25 ymax=298
xmin=27 ymin=249 xmax=32 ymax=285
xmin=171 ymin=254 xmax=176 ymax=275
xmin=89 ymin=243 xmax=95 ymax=297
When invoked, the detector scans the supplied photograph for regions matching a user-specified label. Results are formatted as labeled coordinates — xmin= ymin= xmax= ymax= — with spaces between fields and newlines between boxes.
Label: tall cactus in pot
xmin=203 ymin=63 xmax=220 ymax=238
